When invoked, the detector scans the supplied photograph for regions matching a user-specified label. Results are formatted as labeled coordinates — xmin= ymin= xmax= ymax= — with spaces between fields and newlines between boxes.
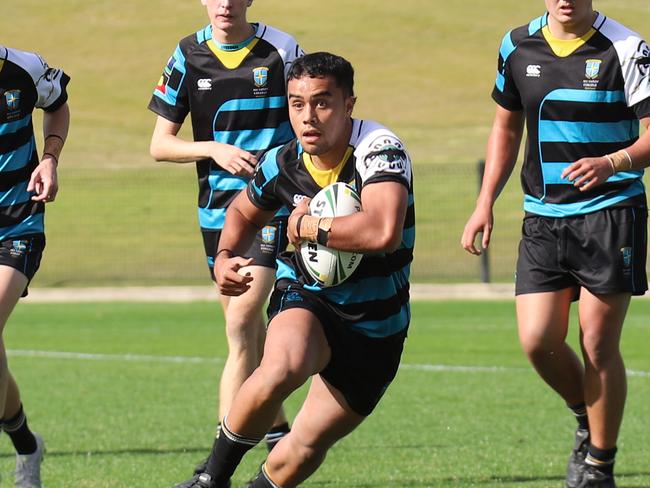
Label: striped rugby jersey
xmin=148 ymin=23 xmax=303 ymax=231
xmin=493 ymin=12 xmax=650 ymax=217
xmin=247 ymin=119 xmax=415 ymax=338
xmin=0 ymin=46 xmax=69 ymax=241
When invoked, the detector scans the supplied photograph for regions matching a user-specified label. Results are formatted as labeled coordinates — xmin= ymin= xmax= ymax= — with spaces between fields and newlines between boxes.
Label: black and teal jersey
xmin=247 ymin=119 xmax=415 ymax=338
xmin=0 ymin=46 xmax=69 ymax=241
xmin=148 ymin=22 xmax=302 ymax=231
xmin=493 ymin=12 xmax=650 ymax=217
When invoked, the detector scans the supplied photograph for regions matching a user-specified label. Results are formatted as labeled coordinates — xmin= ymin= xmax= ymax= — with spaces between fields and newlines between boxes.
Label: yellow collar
xmin=542 ymin=25 xmax=596 ymax=58
xmin=303 ymin=147 xmax=353 ymax=188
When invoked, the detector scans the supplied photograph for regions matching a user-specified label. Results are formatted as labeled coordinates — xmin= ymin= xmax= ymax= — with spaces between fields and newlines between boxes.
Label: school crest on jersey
xmin=253 ymin=67 xmax=269 ymax=87
xmin=585 ymin=59 xmax=602 ymax=80
xmin=4 ymin=90 xmax=20 ymax=111
xmin=261 ymin=225 xmax=276 ymax=244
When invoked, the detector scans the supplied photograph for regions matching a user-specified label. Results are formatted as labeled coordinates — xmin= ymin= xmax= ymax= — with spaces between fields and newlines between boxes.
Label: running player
xmin=147 ymin=0 xmax=302 ymax=483
xmin=462 ymin=1 xmax=650 ymax=486
xmin=176 ymin=51 xmax=414 ymax=488
xmin=0 ymin=44 xmax=70 ymax=488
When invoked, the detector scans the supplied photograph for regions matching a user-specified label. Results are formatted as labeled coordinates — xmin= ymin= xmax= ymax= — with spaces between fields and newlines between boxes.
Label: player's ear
xmin=346 ymin=96 xmax=357 ymax=116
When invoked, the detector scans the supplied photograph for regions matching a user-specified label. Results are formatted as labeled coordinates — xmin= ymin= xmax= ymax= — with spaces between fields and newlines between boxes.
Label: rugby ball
xmin=299 ymin=183 xmax=363 ymax=287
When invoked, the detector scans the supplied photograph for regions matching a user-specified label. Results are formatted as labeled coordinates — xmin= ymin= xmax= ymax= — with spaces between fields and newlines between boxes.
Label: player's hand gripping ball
xmin=299 ymin=182 xmax=363 ymax=287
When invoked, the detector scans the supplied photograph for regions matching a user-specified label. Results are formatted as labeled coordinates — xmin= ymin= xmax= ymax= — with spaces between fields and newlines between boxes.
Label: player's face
xmin=287 ymin=75 xmax=355 ymax=164
xmin=201 ymin=0 xmax=251 ymax=33
xmin=545 ymin=0 xmax=594 ymax=30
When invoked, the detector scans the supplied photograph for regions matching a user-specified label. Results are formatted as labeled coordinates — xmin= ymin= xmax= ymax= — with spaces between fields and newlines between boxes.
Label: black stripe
xmin=206 ymin=189 xmax=241 ymax=210
xmin=0 ymin=159 xmax=38 ymax=192
xmin=541 ymin=140 xmax=638 ymax=162
xmin=0 ymin=201 xmax=43 ymax=228
xmin=0 ymin=125 xmax=33 ymax=155
xmin=338 ymin=283 xmax=410 ymax=320
xmin=404 ymin=204 xmax=415 ymax=228
xmin=352 ymin=248 xmax=413 ymax=279
xmin=541 ymin=100 xmax=635 ymax=123
xmin=214 ymin=107 xmax=289 ymax=132
xmin=543 ymin=180 xmax=642 ymax=204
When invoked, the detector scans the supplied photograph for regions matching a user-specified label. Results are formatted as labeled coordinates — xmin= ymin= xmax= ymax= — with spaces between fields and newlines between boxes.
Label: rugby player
xmin=462 ymin=1 xmax=650 ymax=486
xmin=0 ymin=44 xmax=70 ymax=487
xmin=178 ymin=51 xmax=414 ymax=488
xmin=148 ymin=1 xmax=303 ymax=481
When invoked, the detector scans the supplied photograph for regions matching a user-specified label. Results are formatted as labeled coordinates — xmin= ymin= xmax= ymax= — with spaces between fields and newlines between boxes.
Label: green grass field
xmin=2 ymin=299 xmax=649 ymax=487
xmin=4 ymin=1 xmax=650 ymax=285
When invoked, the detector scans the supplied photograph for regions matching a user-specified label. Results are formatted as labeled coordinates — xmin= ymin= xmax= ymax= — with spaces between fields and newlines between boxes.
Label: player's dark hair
xmin=288 ymin=52 xmax=355 ymax=97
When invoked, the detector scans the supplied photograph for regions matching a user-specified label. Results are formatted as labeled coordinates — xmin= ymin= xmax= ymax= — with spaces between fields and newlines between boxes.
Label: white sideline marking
xmin=6 ymin=349 xmax=650 ymax=378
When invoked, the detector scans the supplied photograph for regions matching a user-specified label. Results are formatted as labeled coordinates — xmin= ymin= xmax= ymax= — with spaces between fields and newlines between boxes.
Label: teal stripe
xmin=0 ymin=114 xmax=31 ymax=136
xmin=528 ymin=14 xmax=546 ymax=35
xmin=0 ymin=139 xmax=35 ymax=172
xmin=542 ymin=162 xmax=642 ymax=185
xmin=544 ymin=89 xmax=626 ymax=104
xmin=219 ymin=96 xmax=287 ymax=113
xmin=320 ymin=264 xmax=412 ymax=305
xmin=276 ymin=260 xmax=298 ymax=281
xmin=402 ymin=226 xmax=415 ymax=248
xmin=207 ymin=173 xmax=248 ymax=191
xmin=198 ymin=207 xmax=226 ymax=230
xmin=539 ymin=120 xmax=638 ymax=144
xmin=499 ymin=31 xmax=516 ymax=63
xmin=0 ymin=213 xmax=44 ymax=241
xmin=214 ymin=123 xmax=293 ymax=152
xmin=524 ymin=180 xmax=646 ymax=217
xmin=260 ymin=147 xmax=281 ymax=184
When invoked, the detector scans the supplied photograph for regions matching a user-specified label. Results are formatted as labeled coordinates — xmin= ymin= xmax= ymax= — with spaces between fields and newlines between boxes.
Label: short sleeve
xmin=30 ymin=53 xmax=70 ymax=112
xmin=355 ymin=130 xmax=412 ymax=189
xmin=622 ymin=39 xmax=650 ymax=118
xmin=147 ymin=44 xmax=190 ymax=123
xmin=247 ymin=148 xmax=283 ymax=211
xmin=491 ymin=30 xmax=523 ymax=111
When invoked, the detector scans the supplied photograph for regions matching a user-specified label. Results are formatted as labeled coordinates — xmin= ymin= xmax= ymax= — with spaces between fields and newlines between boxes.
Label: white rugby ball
xmin=299 ymin=183 xmax=363 ymax=287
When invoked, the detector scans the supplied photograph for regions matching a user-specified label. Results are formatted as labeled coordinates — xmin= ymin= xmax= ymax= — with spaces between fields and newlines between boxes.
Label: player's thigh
xmin=516 ymin=288 xmax=575 ymax=350
xmin=282 ymin=374 xmax=365 ymax=454
xmin=225 ymin=264 xmax=275 ymax=315
xmin=0 ymin=266 xmax=28 ymax=332
xmin=261 ymin=308 xmax=331 ymax=381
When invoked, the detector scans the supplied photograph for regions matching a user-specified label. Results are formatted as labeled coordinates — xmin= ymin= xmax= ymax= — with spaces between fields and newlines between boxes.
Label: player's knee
xmin=258 ymin=360 xmax=310 ymax=396
xmin=519 ymin=329 xmax=558 ymax=358
xmin=581 ymin=330 xmax=620 ymax=368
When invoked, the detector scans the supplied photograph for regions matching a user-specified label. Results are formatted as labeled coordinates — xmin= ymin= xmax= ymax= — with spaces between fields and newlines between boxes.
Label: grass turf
xmin=1 ymin=299 xmax=649 ymax=487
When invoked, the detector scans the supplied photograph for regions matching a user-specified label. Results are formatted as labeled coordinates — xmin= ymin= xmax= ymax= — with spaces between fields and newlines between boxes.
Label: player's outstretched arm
xmin=149 ymin=116 xmax=256 ymax=175
xmin=214 ymin=191 xmax=276 ymax=296
xmin=561 ymin=116 xmax=650 ymax=192
xmin=29 ymin=102 xmax=70 ymax=202
xmin=461 ymin=105 xmax=524 ymax=255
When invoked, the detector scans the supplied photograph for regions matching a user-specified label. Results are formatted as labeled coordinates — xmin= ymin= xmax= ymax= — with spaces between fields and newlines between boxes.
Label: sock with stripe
xmin=265 ymin=422 xmax=290 ymax=452
xmin=568 ymin=402 xmax=589 ymax=431
xmin=204 ymin=418 xmax=263 ymax=485
xmin=248 ymin=463 xmax=280 ymax=488
xmin=1 ymin=404 xmax=37 ymax=455
xmin=586 ymin=445 xmax=617 ymax=476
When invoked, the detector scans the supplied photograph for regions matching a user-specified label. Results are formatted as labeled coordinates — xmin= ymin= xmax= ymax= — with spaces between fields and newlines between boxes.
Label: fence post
xmin=477 ymin=160 xmax=490 ymax=283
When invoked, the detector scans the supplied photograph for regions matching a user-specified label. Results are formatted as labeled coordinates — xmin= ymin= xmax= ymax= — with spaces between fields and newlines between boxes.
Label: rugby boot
xmin=577 ymin=465 xmax=616 ymax=488
xmin=566 ymin=428 xmax=589 ymax=488
xmin=14 ymin=432 xmax=45 ymax=488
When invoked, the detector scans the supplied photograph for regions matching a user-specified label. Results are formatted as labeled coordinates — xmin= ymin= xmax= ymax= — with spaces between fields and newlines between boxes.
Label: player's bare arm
xmin=562 ymin=116 xmax=650 ymax=191
xmin=462 ymin=105 xmax=524 ymax=255
xmin=214 ymin=191 xmax=276 ymax=296
xmin=150 ymin=116 xmax=257 ymax=175
xmin=28 ymin=102 xmax=70 ymax=203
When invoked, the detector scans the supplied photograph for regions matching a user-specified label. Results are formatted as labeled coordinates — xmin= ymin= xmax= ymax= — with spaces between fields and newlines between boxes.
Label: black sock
xmin=248 ymin=464 xmax=279 ymax=488
xmin=204 ymin=419 xmax=262 ymax=485
xmin=568 ymin=402 xmax=589 ymax=431
xmin=586 ymin=445 xmax=617 ymax=475
xmin=1 ymin=404 xmax=37 ymax=455
xmin=265 ymin=422 xmax=290 ymax=452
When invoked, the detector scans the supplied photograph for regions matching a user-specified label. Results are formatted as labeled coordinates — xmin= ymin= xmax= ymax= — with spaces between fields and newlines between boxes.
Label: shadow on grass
xmin=0 ymin=446 xmax=209 ymax=458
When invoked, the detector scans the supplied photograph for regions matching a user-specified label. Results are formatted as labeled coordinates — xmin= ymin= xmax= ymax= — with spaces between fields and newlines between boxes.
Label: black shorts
xmin=267 ymin=284 xmax=407 ymax=416
xmin=516 ymin=207 xmax=648 ymax=297
xmin=202 ymin=216 xmax=289 ymax=280
xmin=0 ymin=234 xmax=45 ymax=297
